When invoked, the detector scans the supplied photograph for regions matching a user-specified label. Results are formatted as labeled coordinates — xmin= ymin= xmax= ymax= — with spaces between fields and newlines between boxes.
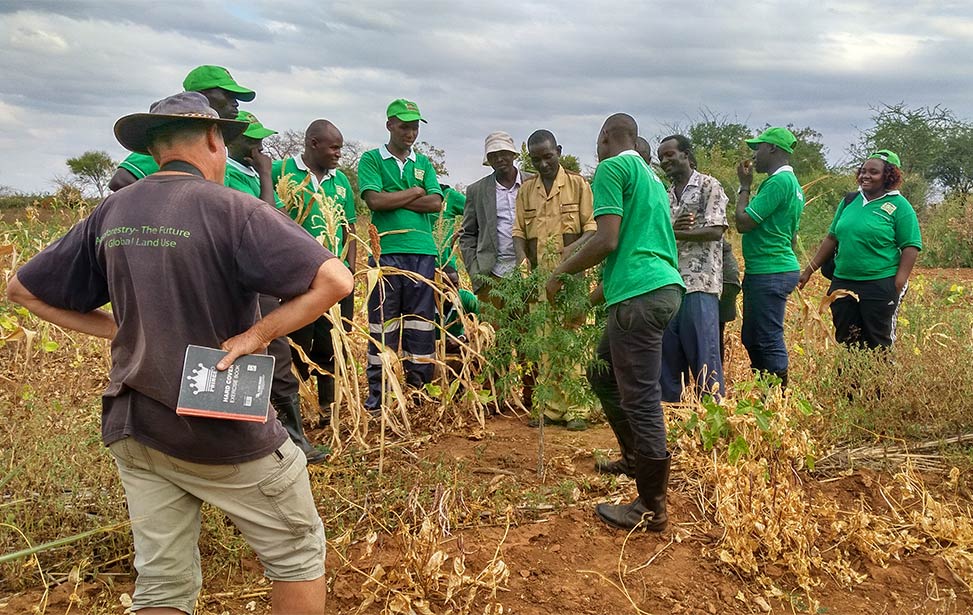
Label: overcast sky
xmin=2 ymin=0 xmax=972 ymax=193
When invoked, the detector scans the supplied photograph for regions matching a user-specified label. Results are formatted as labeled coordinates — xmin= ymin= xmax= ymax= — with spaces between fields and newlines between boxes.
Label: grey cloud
xmin=1 ymin=1 xmax=266 ymax=43
xmin=4 ymin=0 xmax=973 ymax=191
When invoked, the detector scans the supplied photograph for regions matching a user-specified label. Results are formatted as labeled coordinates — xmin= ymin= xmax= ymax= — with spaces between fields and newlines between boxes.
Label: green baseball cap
xmin=868 ymin=149 xmax=901 ymax=168
xmin=386 ymin=98 xmax=426 ymax=123
xmin=183 ymin=65 xmax=256 ymax=102
xmin=236 ymin=110 xmax=276 ymax=139
xmin=746 ymin=127 xmax=797 ymax=154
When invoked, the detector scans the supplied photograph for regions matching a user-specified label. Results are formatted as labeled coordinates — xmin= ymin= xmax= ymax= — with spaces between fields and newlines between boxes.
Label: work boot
xmin=316 ymin=377 xmax=335 ymax=428
xmin=595 ymin=456 xmax=634 ymax=476
xmin=565 ymin=418 xmax=588 ymax=431
xmin=273 ymin=394 xmax=327 ymax=465
xmin=595 ymin=408 xmax=636 ymax=476
xmin=527 ymin=414 xmax=565 ymax=428
xmin=596 ymin=452 xmax=671 ymax=531
xmin=770 ymin=369 xmax=788 ymax=389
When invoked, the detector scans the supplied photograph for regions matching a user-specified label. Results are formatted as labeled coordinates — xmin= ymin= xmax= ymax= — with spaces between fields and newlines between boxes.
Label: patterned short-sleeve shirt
xmin=667 ymin=170 xmax=728 ymax=295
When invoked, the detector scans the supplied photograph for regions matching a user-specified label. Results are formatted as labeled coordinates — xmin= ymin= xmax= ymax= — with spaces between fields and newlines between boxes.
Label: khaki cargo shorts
xmin=109 ymin=437 xmax=326 ymax=614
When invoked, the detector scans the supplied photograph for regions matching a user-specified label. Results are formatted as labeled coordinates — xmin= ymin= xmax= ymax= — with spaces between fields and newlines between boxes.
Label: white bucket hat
xmin=482 ymin=131 xmax=517 ymax=165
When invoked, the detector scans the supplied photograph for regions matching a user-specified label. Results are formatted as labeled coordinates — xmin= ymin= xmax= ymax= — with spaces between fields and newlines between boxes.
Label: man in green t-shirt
xmin=546 ymin=114 xmax=683 ymax=532
xmin=357 ymin=99 xmax=443 ymax=411
xmin=734 ymin=127 xmax=805 ymax=388
xmin=224 ymin=112 xmax=326 ymax=464
xmin=272 ymin=119 xmax=358 ymax=420
xmin=108 ymin=65 xmax=256 ymax=191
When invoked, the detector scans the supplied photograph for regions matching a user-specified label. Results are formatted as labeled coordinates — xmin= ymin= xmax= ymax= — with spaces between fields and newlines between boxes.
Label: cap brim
xmin=220 ymin=83 xmax=256 ymax=102
xmin=114 ymin=113 xmax=248 ymax=155
xmin=243 ymin=126 xmax=276 ymax=139
xmin=746 ymin=137 xmax=794 ymax=153
xmin=390 ymin=112 xmax=427 ymax=123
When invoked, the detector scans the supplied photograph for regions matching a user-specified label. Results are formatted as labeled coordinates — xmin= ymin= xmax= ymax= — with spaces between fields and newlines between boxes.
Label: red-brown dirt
xmin=3 ymin=415 xmax=970 ymax=614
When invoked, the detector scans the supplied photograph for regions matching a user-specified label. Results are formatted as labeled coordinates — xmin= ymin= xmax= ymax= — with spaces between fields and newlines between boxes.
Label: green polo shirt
xmin=443 ymin=187 xmax=466 ymax=219
xmin=118 ymin=153 xmax=160 ymax=180
xmin=742 ymin=165 xmax=804 ymax=274
xmin=437 ymin=187 xmax=467 ymax=268
xmin=358 ymin=146 xmax=443 ymax=256
xmin=591 ymin=151 xmax=684 ymax=307
xmin=272 ymin=157 xmax=356 ymax=257
xmin=830 ymin=191 xmax=922 ymax=281
xmin=225 ymin=157 xmax=262 ymax=198
xmin=441 ymin=288 xmax=479 ymax=338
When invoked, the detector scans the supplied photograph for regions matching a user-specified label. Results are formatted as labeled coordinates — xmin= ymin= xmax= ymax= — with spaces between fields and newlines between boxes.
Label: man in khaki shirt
xmin=514 ymin=130 xmax=597 ymax=269
xmin=513 ymin=129 xmax=597 ymax=430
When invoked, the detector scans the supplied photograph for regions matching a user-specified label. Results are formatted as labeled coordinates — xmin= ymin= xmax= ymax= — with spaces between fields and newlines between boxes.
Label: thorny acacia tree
xmin=65 ymin=150 xmax=115 ymax=198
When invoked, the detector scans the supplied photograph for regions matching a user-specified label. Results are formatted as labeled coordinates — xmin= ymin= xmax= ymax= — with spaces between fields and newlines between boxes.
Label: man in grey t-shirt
xmin=8 ymin=93 xmax=352 ymax=614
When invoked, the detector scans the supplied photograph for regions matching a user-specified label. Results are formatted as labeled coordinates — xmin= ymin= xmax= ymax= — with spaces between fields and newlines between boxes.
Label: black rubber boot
xmin=595 ymin=404 xmax=636 ymax=477
xmin=770 ymin=369 xmax=788 ymax=389
xmin=316 ymin=377 xmax=335 ymax=428
xmin=634 ymin=452 xmax=670 ymax=531
xmin=596 ymin=455 xmax=634 ymax=476
xmin=273 ymin=394 xmax=327 ymax=465
xmin=596 ymin=452 xmax=671 ymax=532
xmin=319 ymin=376 xmax=335 ymax=408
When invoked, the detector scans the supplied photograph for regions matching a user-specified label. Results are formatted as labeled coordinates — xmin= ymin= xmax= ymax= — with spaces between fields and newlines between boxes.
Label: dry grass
xmin=275 ymin=175 xmax=496 ymax=457
xmin=354 ymin=516 xmax=509 ymax=615
xmin=4 ymin=201 xmax=973 ymax=612
xmin=664 ymin=383 xmax=973 ymax=613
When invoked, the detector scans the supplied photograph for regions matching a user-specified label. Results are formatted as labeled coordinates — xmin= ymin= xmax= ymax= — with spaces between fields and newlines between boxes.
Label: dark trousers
xmin=741 ymin=271 xmax=799 ymax=374
xmin=661 ymin=291 xmax=724 ymax=402
xmin=289 ymin=291 xmax=354 ymax=406
xmin=586 ymin=286 xmax=682 ymax=459
xmin=366 ymin=254 xmax=437 ymax=409
xmin=258 ymin=294 xmax=300 ymax=401
xmin=829 ymin=276 xmax=905 ymax=349
xmin=719 ymin=283 xmax=741 ymax=361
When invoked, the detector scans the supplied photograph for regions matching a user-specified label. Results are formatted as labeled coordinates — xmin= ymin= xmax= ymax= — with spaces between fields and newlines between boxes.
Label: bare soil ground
xmin=3 ymin=415 xmax=970 ymax=615
xmin=1 ymin=202 xmax=969 ymax=615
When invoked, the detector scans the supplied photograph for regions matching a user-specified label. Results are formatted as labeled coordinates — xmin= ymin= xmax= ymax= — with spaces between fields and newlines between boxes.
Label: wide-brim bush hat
xmin=114 ymin=92 xmax=248 ymax=154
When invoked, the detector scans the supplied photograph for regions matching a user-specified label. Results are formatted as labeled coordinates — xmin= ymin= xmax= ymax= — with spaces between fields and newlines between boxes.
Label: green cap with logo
xmin=868 ymin=149 xmax=901 ymax=168
xmin=183 ymin=65 xmax=256 ymax=102
xmin=236 ymin=110 xmax=276 ymax=139
xmin=386 ymin=98 xmax=426 ymax=123
xmin=746 ymin=127 xmax=797 ymax=154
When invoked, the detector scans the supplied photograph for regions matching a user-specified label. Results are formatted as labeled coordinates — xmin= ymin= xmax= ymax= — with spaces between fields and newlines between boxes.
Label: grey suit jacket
xmin=459 ymin=169 xmax=530 ymax=292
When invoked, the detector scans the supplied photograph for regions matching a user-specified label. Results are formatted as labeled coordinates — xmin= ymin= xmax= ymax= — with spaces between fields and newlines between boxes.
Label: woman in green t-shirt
xmin=799 ymin=150 xmax=922 ymax=348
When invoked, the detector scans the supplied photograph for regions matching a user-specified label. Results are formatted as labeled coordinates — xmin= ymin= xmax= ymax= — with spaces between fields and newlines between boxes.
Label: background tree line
xmin=6 ymin=102 xmax=970 ymax=267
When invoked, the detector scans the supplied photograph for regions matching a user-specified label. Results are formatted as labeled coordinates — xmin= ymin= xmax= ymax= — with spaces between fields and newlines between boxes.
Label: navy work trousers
xmin=365 ymin=254 xmax=437 ymax=409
